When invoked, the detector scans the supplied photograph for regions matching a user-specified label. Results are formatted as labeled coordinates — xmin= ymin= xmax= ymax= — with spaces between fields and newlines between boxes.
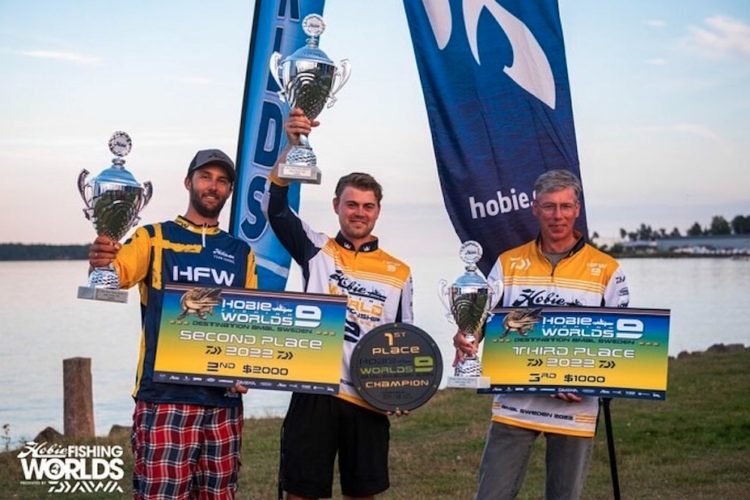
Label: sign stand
xmin=601 ymin=398 xmax=621 ymax=500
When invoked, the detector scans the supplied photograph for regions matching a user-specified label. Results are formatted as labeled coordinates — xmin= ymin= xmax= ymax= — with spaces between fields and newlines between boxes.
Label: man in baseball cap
xmin=87 ymin=146 xmax=256 ymax=498
xmin=187 ymin=148 xmax=236 ymax=184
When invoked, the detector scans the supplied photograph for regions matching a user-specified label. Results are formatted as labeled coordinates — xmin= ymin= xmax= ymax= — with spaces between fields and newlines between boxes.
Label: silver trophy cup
xmin=439 ymin=241 xmax=496 ymax=388
xmin=270 ymin=14 xmax=351 ymax=184
xmin=77 ymin=131 xmax=152 ymax=303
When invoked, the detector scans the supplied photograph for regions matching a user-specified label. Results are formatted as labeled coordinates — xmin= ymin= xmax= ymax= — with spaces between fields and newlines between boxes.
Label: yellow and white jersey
xmin=267 ymin=181 xmax=414 ymax=410
xmin=487 ymin=237 xmax=629 ymax=437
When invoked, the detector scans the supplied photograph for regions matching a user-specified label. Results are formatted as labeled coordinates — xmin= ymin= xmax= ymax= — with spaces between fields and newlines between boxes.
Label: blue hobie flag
xmin=403 ymin=0 xmax=586 ymax=274
xmin=230 ymin=0 xmax=325 ymax=290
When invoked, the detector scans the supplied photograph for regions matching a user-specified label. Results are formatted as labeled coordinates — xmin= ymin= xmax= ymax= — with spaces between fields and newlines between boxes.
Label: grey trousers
xmin=475 ymin=422 xmax=594 ymax=500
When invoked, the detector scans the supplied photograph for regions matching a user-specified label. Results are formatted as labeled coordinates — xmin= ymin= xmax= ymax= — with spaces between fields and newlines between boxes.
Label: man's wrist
xmin=269 ymin=170 xmax=290 ymax=187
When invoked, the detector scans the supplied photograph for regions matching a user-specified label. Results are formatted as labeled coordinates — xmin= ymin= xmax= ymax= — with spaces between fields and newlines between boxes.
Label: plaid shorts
xmin=131 ymin=401 xmax=243 ymax=499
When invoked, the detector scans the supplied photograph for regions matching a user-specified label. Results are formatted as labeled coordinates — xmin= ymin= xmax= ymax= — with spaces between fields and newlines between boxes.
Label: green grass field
xmin=2 ymin=348 xmax=748 ymax=499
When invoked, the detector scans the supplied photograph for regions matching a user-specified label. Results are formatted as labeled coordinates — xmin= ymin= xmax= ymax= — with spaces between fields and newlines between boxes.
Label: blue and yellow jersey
xmin=114 ymin=216 xmax=257 ymax=407
xmin=487 ymin=236 xmax=629 ymax=437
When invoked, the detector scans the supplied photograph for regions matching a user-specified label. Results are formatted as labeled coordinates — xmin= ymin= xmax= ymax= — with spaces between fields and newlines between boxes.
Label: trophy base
xmin=446 ymin=375 xmax=491 ymax=389
xmin=279 ymin=162 xmax=322 ymax=185
xmin=77 ymin=286 xmax=128 ymax=303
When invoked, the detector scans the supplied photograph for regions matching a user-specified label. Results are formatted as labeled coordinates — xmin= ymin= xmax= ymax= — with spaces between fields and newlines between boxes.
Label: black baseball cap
xmin=186 ymin=149 xmax=236 ymax=183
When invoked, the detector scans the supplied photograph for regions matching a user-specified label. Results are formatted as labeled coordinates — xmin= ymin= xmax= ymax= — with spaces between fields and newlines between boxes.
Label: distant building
xmin=657 ymin=235 xmax=750 ymax=254
xmin=622 ymin=235 xmax=750 ymax=255
xmin=621 ymin=240 xmax=658 ymax=253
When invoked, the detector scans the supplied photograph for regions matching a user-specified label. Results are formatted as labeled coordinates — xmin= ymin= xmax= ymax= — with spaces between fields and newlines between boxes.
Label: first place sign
xmin=350 ymin=323 xmax=443 ymax=412
xmin=153 ymin=284 xmax=347 ymax=395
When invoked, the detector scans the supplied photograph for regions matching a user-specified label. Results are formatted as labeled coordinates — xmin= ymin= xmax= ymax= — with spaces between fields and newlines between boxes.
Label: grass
xmin=2 ymin=349 xmax=748 ymax=499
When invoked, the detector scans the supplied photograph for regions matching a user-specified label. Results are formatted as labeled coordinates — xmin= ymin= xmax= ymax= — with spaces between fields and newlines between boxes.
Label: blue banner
xmin=230 ymin=0 xmax=325 ymax=290
xmin=403 ymin=0 xmax=586 ymax=274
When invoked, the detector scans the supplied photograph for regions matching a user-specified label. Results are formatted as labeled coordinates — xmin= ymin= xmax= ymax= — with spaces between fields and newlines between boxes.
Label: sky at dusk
xmin=1 ymin=0 xmax=748 ymax=247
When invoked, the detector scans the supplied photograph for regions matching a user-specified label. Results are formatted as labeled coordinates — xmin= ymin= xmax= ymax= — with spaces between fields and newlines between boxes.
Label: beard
xmin=189 ymin=186 xmax=228 ymax=219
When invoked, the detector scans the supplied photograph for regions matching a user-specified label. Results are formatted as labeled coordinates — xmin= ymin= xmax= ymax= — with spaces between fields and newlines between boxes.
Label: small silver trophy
xmin=439 ymin=241 xmax=496 ymax=389
xmin=77 ymin=131 xmax=152 ymax=303
xmin=269 ymin=14 xmax=351 ymax=184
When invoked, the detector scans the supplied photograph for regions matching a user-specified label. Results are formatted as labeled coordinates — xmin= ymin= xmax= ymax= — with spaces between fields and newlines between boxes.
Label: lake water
xmin=1 ymin=258 xmax=748 ymax=446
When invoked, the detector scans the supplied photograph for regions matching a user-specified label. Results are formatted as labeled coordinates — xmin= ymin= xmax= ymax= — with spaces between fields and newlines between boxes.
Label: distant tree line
xmin=0 ymin=243 xmax=88 ymax=261
xmin=619 ymin=214 xmax=750 ymax=242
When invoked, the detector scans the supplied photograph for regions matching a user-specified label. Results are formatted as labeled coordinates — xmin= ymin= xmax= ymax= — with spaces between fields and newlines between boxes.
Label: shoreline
xmin=3 ymin=347 xmax=748 ymax=498
xmin=8 ymin=342 xmax=747 ymax=450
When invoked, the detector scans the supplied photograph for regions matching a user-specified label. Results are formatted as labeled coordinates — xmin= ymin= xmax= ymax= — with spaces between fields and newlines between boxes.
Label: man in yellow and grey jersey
xmin=455 ymin=169 xmax=629 ymax=500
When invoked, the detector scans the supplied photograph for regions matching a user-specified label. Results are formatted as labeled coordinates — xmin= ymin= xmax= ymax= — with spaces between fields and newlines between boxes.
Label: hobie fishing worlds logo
xmin=17 ymin=441 xmax=125 ymax=494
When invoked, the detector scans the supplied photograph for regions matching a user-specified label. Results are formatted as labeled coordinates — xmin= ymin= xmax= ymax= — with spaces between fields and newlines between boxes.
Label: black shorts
xmin=280 ymin=393 xmax=390 ymax=498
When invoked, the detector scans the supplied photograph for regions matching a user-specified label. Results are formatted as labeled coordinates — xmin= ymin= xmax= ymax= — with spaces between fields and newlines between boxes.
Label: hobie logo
xmin=421 ymin=0 xmax=556 ymax=108
xmin=212 ymin=248 xmax=236 ymax=264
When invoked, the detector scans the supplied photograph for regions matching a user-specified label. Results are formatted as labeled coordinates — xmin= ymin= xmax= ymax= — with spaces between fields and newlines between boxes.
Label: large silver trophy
xmin=439 ymin=241 xmax=496 ymax=389
xmin=77 ymin=131 xmax=152 ymax=303
xmin=270 ymin=14 xmax=351 ymax=184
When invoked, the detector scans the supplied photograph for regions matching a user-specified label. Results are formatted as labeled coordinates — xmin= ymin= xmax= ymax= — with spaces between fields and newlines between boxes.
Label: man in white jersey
xmin=454 ymin=169 xmax=629 ymax=499
xmin=266 ymin=109 xmax=414 ymax=500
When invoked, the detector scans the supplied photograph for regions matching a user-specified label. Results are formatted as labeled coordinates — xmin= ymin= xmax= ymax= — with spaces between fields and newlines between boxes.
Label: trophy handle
xmin=77 ymin=169 xmax=92 ymax=208
xmin=269 ymin=51 xmax=287 ymax=102
xmin=437 ymin=279 xmax=454 ymax=323
xmin=482 ymin=279 xmax=501 ymax=326
xmin=128 ymin=181 xmax=153 ymax=230
xmin=327 ymin=58 xmax=351 ymax=108
xmin=141 ymin=181 xmax=153 ymax=211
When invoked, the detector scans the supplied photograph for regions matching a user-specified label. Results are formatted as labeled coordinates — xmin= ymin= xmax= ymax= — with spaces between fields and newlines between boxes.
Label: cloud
xmin=635 ymin=123 xmax=731 ymax=150
xmin=17 ymin=49 xmax=101 ymax=65
xmin=645 ymin=58 xmax=666 ymax=65
xmin=174 ymin=76 xmax=215 ymax=86
xmin=686 ymin=15 xmax=750 ymax=60
xmin=669 ymin=123 xmax=722 ymax=142
xmin=644 ymin=19 xmax=666 ymax=28
xmin=635 ymin=123 xmax=720 ymax=141
xmin=172 ymin=76 xmax=242 ymax=90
